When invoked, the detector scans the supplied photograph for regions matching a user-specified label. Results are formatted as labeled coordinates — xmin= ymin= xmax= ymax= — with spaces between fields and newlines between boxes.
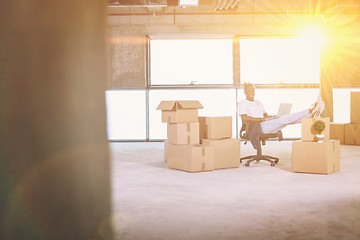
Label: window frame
xmin=107 ymin=35 xmax=321 ymax=141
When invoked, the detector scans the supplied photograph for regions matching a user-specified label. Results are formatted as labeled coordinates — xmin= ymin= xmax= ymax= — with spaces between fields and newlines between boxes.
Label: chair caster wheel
xmin=245 ymin=162 xmax=250 ymax=167
xmin=275 ymin=159 xmax=279 ymax=164
xmin=240 ymin=159 xmax=243 ymax=163
xmin=271 ymin=162 xmax=276 ymax=167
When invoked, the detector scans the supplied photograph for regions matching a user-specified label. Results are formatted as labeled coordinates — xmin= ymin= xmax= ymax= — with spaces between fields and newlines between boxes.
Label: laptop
xmin=266 ymin=103 xmax=292 ymax=120
xmin=277 ymin=103 xmax=292 ymax=116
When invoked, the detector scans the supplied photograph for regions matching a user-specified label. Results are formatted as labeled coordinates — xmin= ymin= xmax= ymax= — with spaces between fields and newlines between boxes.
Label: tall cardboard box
xmin=344 ymin=123 xmax=360 ymax=145
xmin=167 ymin=144 xmax=215 ymax=172
xmin=292 ymin=140 xmax=340 ymax=175
xmin=199 ymin=116 xmax=232 ymax=140
xmin=301 ymin=117 xmax=330 ymax=142
xmin=167 ymin=122 xmax=199 ymax=145
xmin=330 ymin=123 xmax=345 ymax=145
xmin=350 ymin=92 xmax=360 ymax=123
xmin=202 ymin=138 xmax=240 ymax=169
xmin=157 ymin=100 xmax=203 ymax=123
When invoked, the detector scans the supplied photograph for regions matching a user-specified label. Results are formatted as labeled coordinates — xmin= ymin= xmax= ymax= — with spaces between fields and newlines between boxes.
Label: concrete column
xmin=0 ymin=1 xmax=112 ymax=239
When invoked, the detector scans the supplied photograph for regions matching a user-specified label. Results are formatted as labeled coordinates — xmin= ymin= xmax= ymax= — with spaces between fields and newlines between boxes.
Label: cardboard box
xmin=164 ymin=140 xmax=168 ymax=162
xmin=157 ymin=100 xmax=203 ymax=123
xmin=292 ymin=140 xmax=340 ymax=175
xmin=330 ymin=123 xmax=345 ymax=145
xmin=301 ymin=117 xmax=330 ymax=142
xmin=351 ymin=92 xmax=360 ymax=123
xmin=167 ymin=144 xmax=215 ymax=172
xmin=199 ymin=116 xmax=232 ymax=140
xmin=202 ymin=138 xmax=240 ymax=169
xmin=345 ymin=123 xmax=360 ymax=145
xmin=167 ymin=122 xmax=199 ymax=145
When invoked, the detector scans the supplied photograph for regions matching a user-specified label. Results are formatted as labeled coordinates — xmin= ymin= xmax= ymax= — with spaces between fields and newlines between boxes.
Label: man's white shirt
xmin=238 ymin=99 xmax=265 ymax=118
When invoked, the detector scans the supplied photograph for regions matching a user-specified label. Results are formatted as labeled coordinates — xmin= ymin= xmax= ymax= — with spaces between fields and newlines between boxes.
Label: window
xmin=333 ymin=88 xmax=360 ymax=123
xmin=240 ymin=38 xmax=320 ymax=84
xmin=106 ymin=90 xmax=146 ymax=140
xmin=150 ymin=38 xmax=233 ymax=85
xmin=107 ymin=37 xmax=321 ymax=140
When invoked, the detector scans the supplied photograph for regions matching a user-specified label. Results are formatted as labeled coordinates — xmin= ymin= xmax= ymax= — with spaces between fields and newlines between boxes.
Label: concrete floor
xmin=110 ymin=141 xmax=360 ymax=240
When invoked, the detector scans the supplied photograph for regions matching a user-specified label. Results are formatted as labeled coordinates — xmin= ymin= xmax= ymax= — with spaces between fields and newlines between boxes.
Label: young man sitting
xmin=238 ymin=83 xmax=324 ymax=136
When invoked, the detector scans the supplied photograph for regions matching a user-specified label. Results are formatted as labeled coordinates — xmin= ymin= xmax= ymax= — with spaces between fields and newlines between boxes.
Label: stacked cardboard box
xmin=345 ymin=123 xmax=360 ymax=145
xmin=343 ymin=92 xmax=360 ymax=145
xmin=157 ymin=101 xmax=214 ymax=172
xmin=292 ymin=140 xmax=340 ymax=174
xmin=199 ymin=117 xmax=241 ymax=169
xmin=292 ymin=117 xmax=340 ymax=174
xmin=351 ymin=92 xmax=360 ymax=123
xmin=301 ymin=117 xmax=330 ymax=142
xmin=330 ymin=123 xmax=345 ymax=145
xmin=166 ymin=144 xmax=215 ymax=172
xmin=330 ymin=92 xmax=360 ymax=145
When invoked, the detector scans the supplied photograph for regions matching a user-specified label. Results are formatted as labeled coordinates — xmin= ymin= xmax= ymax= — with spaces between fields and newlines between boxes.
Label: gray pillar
xmin=0 ymin=1 xmax=112 ymax=239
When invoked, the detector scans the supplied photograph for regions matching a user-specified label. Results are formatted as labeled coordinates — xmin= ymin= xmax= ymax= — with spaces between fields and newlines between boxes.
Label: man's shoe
xmin=311 ymin=96 xmax=325 ymax=118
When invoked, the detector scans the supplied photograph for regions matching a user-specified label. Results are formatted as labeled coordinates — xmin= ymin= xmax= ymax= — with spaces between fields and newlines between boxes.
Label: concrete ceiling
xmin=107 ymin=0 xmax=360 ymax=14
xmin=108 ymin=0 xmax=198 ymax=8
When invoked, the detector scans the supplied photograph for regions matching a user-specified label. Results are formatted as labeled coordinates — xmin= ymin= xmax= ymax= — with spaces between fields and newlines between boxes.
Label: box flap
xmin=177 ymin=100 xmax=203 ymax=109
xmin=156 ymin=100 xmax=203 ymax=110
xmin=156 ymin=101 xmax=176 ymax=111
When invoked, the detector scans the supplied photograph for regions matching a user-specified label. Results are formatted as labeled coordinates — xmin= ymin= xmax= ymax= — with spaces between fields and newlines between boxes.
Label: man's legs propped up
xmin=260 ymin=109 xmax=311 ymax=134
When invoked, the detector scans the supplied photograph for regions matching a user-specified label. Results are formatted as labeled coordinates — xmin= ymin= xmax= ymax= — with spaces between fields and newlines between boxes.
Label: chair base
xmin=240 ymin=154 xmax=279 ymax=167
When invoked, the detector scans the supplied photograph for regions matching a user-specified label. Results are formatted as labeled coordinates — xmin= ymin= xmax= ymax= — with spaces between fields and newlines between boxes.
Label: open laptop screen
xmin=277 ymin=103 xmax=292 ymax=116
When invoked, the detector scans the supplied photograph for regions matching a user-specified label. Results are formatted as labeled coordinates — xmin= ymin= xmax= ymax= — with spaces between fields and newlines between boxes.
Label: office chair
xmin=240 ymin=121 xmax=283 ymax=167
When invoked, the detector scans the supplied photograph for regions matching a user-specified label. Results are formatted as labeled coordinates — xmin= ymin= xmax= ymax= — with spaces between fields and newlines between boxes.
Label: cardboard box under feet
xmin=167 ymin=144 xmax=215 ymax=172
xmin=167 ymin=122 xmax=199 ymax=145
xmin=330 ymin=123 xmax=345 ymax=145
xmin=202 ymin=138 xmax=240 ymax=169
xmin=199 ymin=116 xmax=232 ymax=140
xmin=292 ymin=140 xmax=340 ymax=175
xmin=345 ymin=123 xmax=360 ymax=145
xmin=301 ymin=117 xmax=330 ymax=142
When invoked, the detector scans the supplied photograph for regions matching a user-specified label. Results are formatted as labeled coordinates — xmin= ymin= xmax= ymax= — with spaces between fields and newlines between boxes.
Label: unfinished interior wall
xmin=107 ymin=12 xmax=313 ymax=89
xmin=107 ymin=2 xmax=360 ymax=121
xmin=108 ymin=25 xmax=146 ymax=89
